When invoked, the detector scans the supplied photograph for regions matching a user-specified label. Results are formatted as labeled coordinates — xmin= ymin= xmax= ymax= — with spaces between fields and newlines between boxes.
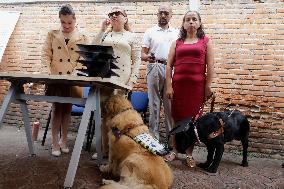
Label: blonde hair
xmin=107 ymin=7 xmax=131 ymax=32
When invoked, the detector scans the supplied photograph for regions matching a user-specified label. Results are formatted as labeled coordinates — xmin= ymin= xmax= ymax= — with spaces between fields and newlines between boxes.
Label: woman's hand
xmin=101 ymin=19 xmax=110 ymax=32
xmin=166 ymin=85 xmax=174 ymax=100
xmin=204 ymin=85 xmax=212 ymax=101
xmin=127 ymin=80 xmax=134 ymax=89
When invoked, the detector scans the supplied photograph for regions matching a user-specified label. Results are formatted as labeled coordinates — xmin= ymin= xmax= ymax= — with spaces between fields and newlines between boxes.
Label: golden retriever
xmin=99 ymin=95 xmax=173 ymax=189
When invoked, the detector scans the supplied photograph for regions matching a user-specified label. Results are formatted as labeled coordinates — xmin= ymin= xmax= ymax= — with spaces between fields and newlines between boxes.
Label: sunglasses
xmin=158 ymin=11 xmax=170 ymax=16
xmin=108 ymin=11 xmax=125 ymax=18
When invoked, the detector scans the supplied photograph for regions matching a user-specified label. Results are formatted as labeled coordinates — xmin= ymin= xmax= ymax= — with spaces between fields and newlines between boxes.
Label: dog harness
xmin=133 ymin=133 xmax=168 ymax=156
xmin=111 ymin=124 xmax=168 ymax=156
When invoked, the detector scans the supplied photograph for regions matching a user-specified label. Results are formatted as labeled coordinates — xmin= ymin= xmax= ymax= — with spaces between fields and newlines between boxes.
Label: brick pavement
xmin=0 ymin=126 xmax=283 ymax=189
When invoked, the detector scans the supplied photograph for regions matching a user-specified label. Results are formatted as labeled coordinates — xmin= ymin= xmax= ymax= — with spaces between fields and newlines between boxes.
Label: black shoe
xmin=282 ymin=163 xmax=284 ymax=168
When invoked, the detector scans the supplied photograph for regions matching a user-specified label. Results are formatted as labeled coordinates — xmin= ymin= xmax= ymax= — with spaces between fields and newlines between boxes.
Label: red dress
xmin=172 ymin=37 xmax=209 ymax=122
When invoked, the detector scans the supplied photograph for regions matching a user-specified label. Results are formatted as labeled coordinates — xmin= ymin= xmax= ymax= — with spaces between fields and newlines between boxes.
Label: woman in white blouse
xmin=93 ymin=7 xmax=141 ymax=88
xmin=92 ymin=7 xmax=141 ymax=158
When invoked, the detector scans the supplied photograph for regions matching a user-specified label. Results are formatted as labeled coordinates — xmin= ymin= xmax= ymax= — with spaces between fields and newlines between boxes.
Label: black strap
xmin=169 ymin=116 xmax=193 ymax=135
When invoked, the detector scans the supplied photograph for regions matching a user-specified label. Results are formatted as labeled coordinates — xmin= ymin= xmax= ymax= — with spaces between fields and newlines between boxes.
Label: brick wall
xmin=0 ymin=0 xmax=283 ymax=157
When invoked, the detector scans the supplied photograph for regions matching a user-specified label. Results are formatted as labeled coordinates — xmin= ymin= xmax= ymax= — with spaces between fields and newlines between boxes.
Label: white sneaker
xmin=51 ymin=149 xmax=61 ymax=157
xmin=59 ymin=141 xmax=69 ymax=154
xmin=60 ymin=147 xmax=69 ymax=153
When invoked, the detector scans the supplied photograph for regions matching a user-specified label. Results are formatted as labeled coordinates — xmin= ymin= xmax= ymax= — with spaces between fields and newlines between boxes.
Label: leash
xmin=192 ymin=92 xmax=216 ymax=143
xmin=228 ymin=109 xmax=235 ymax=117
xmin=193 ymin=92 xmax=216 ymax=123
xmin=166 ymin=92 xmax=216 ymax=149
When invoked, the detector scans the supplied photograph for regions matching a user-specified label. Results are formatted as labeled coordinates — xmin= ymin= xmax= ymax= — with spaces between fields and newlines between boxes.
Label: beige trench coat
xmin=42 ymin=28 xmax=88 ymax=97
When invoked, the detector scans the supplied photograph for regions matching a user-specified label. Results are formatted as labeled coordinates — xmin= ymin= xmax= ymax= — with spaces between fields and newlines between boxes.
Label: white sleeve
xmin=129 ymin=33 xmax=141 ymax=83
xmin=92 ymin=31 xmax=105 ymax=45
xmin=142 ymin=29 xmax=151 ymax=48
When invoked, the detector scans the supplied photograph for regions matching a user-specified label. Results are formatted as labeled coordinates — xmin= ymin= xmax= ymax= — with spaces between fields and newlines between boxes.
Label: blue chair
xmin=71 ymin=87 xmax=91 ymax=115
xmin=128 ymin=91 xmax=149 ymax=123
xmin=42 ymin=87 xmax=94 ymax=151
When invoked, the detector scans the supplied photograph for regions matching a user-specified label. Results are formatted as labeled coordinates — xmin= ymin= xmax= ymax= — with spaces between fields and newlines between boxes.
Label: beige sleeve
xmin=129 ymin=33 xmax=141 ymax=83
xmin=92 ymin=31 xmax=105 ymax=45
xmin=41 ymin=31 xmax=53 ymax=74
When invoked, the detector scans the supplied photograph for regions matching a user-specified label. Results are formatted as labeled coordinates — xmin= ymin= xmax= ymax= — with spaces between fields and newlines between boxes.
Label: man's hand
xmin=141 ymin=47 xmax=155 ymax=63
xmin=145 ymin=53 xmax=155 ymax=63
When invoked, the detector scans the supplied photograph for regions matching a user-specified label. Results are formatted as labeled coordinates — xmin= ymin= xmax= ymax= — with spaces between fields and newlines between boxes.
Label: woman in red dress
xmin=164 ymin=11 xmax=214 ymax=167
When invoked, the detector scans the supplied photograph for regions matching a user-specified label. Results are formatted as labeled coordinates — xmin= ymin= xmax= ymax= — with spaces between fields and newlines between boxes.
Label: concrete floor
xmin=0 ymin=125 xmax=283 ymax=189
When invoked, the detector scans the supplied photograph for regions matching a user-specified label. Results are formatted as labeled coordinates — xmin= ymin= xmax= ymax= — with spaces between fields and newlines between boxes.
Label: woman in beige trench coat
xmin=42 ymin=4 xmax=88 ymax=156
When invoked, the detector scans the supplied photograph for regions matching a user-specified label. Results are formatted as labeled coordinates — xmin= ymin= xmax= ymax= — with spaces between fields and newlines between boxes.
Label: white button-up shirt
xmin=142 ymin=25 xmax=179 ymax=61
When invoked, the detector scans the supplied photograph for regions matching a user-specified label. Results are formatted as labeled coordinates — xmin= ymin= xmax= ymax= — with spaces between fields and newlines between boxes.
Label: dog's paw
xmin=99 ymin=164 xmax=109 ymax=173
xmin=197 ymin=162 xmax=210 ymax=169
xmin=241 ymin=161 xmax=248 ymax=167
xmin=206 ymin=166 xmax=218 ymax=173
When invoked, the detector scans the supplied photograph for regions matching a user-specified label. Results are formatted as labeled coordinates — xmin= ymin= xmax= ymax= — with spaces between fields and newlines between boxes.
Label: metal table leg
xmin=94 ymin=88 xmax=102 ymax=164
xmin=63 ymin=87 xmax=97 ymax=188
xmin=19 ymin=100 xmax=35 ymax=156
xmin=0 ymin=84 xmax=16 ymax=127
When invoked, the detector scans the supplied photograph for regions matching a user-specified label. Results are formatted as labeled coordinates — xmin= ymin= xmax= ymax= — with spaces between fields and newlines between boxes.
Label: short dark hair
xmin=59 ymin=4 xmax=75 ymax=17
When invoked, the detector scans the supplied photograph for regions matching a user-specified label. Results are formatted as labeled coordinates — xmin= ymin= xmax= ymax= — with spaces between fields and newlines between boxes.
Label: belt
xmin=155 ymin=60 xmax=167 ymax=65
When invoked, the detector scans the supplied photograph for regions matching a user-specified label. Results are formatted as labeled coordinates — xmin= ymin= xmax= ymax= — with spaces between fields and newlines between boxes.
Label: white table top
xmin=0 ymin=72 xmax=131 ymax=90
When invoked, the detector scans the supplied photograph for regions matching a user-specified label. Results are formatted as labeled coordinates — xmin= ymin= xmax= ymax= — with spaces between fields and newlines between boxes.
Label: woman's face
xmin=183 ymin=12 xmax=201 ymax=33
xmin=108 ymin=9 xmax=127 ymax=29
xmin=60 ymin=14 xmax=76 ymax=34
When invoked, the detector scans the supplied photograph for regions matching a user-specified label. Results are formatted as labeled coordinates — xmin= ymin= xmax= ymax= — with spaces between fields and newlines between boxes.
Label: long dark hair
xmin=178 ymin=11 xmax=205 ymax=41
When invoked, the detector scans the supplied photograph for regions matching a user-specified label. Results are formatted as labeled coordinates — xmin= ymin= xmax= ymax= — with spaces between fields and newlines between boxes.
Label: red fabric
xmin=172 ymin=36 xmax=209 ymax=122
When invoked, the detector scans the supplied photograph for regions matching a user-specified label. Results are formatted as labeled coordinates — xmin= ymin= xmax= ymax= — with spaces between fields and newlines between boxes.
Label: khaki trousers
xmin=146 ymin=62 xmax=173 ymax=141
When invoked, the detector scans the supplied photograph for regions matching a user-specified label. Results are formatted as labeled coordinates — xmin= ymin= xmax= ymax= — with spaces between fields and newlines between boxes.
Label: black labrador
xmin=170 ymin=110 xmax=250 ymax=173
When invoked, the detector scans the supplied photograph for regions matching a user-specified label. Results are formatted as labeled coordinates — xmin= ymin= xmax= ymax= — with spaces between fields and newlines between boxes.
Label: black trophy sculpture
xmin=75 ymin=44 xmax=119 ymax=78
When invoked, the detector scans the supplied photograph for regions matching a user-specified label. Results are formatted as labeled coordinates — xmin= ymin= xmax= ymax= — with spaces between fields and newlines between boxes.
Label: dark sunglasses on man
xmin=158 ymin=11 xmax=170 ymax=16
xmin=108 ymin=11 xmax=125 ymax=18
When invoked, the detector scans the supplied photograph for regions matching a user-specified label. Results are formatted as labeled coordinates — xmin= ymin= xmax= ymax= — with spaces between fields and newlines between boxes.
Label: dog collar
xmin=208 ymin=118 xmax=225 ymax=139
xmin=111 ymin=123 xmax=139 ymax=139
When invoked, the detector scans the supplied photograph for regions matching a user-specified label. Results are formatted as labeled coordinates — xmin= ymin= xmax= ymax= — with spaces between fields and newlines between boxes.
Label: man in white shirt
xmin=141 ymin=4 xmax=179 ymax=141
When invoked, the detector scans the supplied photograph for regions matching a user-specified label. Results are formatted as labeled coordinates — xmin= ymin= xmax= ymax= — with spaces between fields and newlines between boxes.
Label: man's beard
xmin=158 ymin=19 xmax=168 ymax=26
